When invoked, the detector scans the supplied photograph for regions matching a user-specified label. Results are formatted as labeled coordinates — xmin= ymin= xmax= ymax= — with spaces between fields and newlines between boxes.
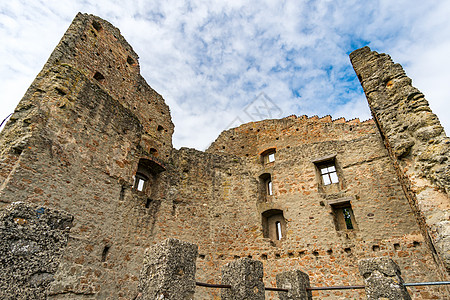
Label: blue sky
xmin=1 ymin=0 xmax=450 ymax=150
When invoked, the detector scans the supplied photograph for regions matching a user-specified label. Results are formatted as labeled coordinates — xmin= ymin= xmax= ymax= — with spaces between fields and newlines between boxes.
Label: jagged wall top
xmin=41 ymin=13 xmax=174 ymax=157
xmin=207 ymin=114 xmax=375 ymax=157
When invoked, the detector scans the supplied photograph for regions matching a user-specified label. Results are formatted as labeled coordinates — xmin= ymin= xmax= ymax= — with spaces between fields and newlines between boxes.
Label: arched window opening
xmin=259 ymin=173 xmax=273 ymax=201
xmin=262 ymin=209 xmax=286 ymax=242
xmin=260 ymin=148 xmax=276 ymax=165
xmin=134 ymin=173 xmax=148 ymax=192
xmin=133 ymin=158 xmax=165 ymax=201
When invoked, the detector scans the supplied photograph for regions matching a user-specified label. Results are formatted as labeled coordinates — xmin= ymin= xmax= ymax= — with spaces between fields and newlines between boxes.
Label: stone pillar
xmin=0 ymin=202 xmax=73 ymax=300
xmin=350 ymin=47 xmax=450 ymax=272
xmin=359 ymin=257 xmax=411 ymax=300
xmin=276 ymin=270 xmax=312 ymax=300
xmin=137 ymin=238 xmax=198 ymax=300
xmin=221 ymin=258 xmax=265 ymax=300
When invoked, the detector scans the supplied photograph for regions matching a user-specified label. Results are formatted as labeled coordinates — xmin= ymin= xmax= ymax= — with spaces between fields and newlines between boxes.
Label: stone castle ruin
xmin=0 ymin=13 xmax=449 ymax=299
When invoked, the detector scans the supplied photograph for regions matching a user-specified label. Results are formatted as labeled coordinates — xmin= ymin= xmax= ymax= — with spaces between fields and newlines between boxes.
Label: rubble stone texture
xmin=221 ymin=258 xmax=265 ymax=300
xmin=359 ymin=257 xmax=411 ymax=300
xmin=350 ymin=47 xmax=450 ymax=273
xmin=137 ymin=238 xmax=198 ymax=300
xmin=276 ymin=270 xmax=312 ymax=300
xmin=0 ymin=202 xmax=73 ymax=300
xmin=0 ymin=13 xmax=449 ymax=299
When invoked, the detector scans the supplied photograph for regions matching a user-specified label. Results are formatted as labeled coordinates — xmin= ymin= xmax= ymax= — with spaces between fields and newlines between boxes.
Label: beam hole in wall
xmin=101 ymin=245 xmax=110 ymax=262
xmin=93 ymin=71 xmax=105 ymax=83
xmin=92 ymin=20 xmax=103 ymax=32
xmin=149 ymin=148 xmax=158 ymax=156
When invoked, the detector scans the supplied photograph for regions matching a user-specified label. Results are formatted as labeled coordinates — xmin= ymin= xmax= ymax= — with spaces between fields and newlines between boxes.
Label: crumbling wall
xmin=350 ymin=46 xmax=450 ymax=273
xmin=206 ymin=115 xmax=447 ymax=299
xmin=0 ymin=202 xmax=73 ymax=299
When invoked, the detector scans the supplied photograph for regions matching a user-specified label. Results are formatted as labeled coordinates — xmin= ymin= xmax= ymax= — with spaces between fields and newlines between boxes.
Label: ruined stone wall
xmin=205 ymin=115 xmax=447 ymax=299
xmin=0 ymin=13 xmax=448 ymax=299
xmin=350 ymin=47 xmax=450 ymax=274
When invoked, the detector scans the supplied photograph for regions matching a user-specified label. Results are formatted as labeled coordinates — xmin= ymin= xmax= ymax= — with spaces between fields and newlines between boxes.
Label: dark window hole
xmin=157 ymin=125 xmax=164 ymax=132
xmin=393 ymin=243 xmax=400 ymax=251
xmin=312 ymin=251 xmax=319 ymax=257
xmin=199 ymin=254 xmax=205 ymax=259
xmin=145 ymin=198 xmax=152 ymax=208
xmin=275 ymin=253 xmax=281 ymax=259
xmin=372 ymin=245 xmax=380 ymax=252
xmin=101 ymin=245 xmax=110 ymax=262
xmin=119 ymin=185 xmax=125 ymax=200
xmin=126 ymin=56 xmax=135 ymax=65
xmin=288 ymin=252 xmax=294 ymax=258
xmin=234 ymin=255 xmax=240 ymax=259
xmin=261 ymin=254 xmax=268 ymax=260
xmin=55 ymin=87 xmax=67 ymax=96
xmin=413 ymin=241 xmax=421 ymax=247
xmin=247 ymin=255 xmax=252 ymax=259
xmin=299 ymin=250 xmax=306 ymax=257
xmin=327 ymin=249 xmax=333 ymax=255
xmin=92 ymin=20 xmax=102 ymax=32
xmin=93 ymin=71 xmax=105 ymax=82
xmin=344 ymin=247 xmax=351 ymax=254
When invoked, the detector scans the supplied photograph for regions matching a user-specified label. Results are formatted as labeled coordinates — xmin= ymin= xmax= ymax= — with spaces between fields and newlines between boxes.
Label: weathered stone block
xmin=359 ymin=257 xmax=411 ymax=300
xmin=276 ymin=270 xmax=312 ymax=300
xmin=0 ymin=202 xmax=73 ymax=300
xmin=221 ymin=258 xmax=265 ymax=300
xmin=138 ymin=238 xmax=198 ymax=300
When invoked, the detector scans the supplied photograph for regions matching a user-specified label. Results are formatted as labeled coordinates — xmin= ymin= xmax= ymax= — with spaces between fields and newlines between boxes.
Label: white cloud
xmin=1 ymin=0 xmax=450 ymax=149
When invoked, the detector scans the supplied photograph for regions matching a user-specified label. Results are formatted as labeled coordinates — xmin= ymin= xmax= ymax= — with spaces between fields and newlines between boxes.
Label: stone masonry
xmin=0 ymin=202 xmax=73 ymax=300
xmin=351 ymin=47 xmax=450 ymax=273
xmin=0 ymin=13 xmax=448 ymax=299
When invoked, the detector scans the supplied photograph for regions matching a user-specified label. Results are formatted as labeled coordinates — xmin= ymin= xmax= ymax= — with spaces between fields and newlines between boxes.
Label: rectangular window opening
xmin=320 ymin=164 xmax=339 ymax=185
xmin=331 ymin=202 xmax=357 ymax=231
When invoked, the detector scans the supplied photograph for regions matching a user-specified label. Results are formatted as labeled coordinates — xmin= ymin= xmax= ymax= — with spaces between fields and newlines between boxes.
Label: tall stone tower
xmin=0 ymin=13 xmax=174 ymax=298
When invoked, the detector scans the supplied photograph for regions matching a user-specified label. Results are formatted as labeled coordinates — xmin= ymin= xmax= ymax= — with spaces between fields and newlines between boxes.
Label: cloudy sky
xmin=1 ymin=1 xmax=449 ymax=150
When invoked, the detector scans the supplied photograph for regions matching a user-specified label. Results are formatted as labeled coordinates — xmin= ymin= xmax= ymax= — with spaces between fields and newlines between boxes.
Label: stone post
xmin=276 ymin=270 xmax=312 ymax=300
xmin=137 ymin=238 xmax=198 ymax=300
xmin=221 ymin=258 xmax=265 ymax=300
xmin=0 ymin=202 xmax=73 ymax=300
xmin=358 ymin=257 xmax=411 ymax=300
